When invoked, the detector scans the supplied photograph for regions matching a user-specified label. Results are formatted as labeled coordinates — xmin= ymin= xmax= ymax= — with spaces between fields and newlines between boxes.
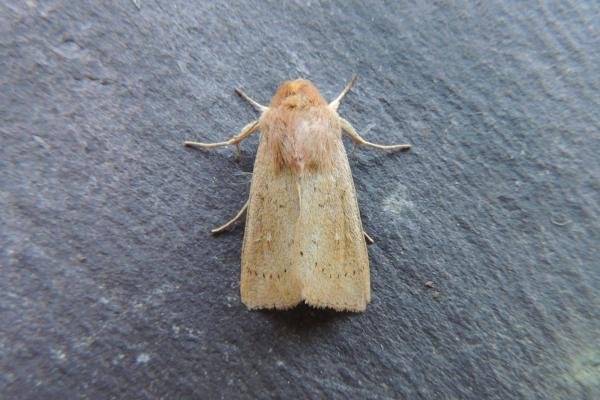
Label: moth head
xmin=269 ymin=79 xmax=327 ymax=109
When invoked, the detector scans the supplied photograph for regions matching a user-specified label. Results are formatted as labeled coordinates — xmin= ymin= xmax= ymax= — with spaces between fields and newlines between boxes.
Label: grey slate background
xmin=1 ymin=0 xmax=599 ymax=398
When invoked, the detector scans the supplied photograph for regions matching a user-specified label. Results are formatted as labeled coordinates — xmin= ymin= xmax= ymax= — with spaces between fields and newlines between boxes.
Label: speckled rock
xmin=1 ymin=1 xmax=599 ymax=399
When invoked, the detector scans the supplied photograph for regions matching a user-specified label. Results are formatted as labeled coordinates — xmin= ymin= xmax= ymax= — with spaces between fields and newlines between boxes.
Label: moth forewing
xmin=290 ymin=140 xmax=371 ymax=311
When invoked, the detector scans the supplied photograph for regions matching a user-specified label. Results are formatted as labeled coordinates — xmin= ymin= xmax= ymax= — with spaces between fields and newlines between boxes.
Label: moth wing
xmin=241 ymin=137 xmax=369 ymax=312
xmin=295 ymin=140 xmax=370 ymax=312
xmin=240 ymin=139 xmax=303 ymax=310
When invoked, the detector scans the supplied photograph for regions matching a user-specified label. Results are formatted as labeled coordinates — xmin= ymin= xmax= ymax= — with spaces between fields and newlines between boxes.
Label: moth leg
xmin=339 ymin=117 xmax=411 ymax=151
xmin=184 ymin=120 xmax=259 ymax=161
xmin=329 ymin=74 xmax=357 ymax=112
xmin=211 ymin=200 xmax=249 ymax=234
xmin=364 ymin=231 xmax=375 ymax=245
xmin=235 ymin=88 xmax=268 ymax=113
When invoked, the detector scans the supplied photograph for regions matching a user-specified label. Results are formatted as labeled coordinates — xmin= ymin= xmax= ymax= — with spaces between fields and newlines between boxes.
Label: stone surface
xmin=1 ymin=1 xmax=599 ymax=399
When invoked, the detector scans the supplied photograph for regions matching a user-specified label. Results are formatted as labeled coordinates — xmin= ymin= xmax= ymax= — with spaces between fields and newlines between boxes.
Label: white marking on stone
xmin=136 ymin=353 xmax=150 ymax=364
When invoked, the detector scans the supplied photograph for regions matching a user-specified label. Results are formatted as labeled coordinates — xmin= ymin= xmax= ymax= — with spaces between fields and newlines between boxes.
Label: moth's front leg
xmin=184 ymin=120 xmax=259 ymax=161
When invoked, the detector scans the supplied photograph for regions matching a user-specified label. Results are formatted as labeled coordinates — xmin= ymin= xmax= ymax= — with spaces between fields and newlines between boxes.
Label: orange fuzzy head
xmin=269 ymin=80 xmax=328 ymax=109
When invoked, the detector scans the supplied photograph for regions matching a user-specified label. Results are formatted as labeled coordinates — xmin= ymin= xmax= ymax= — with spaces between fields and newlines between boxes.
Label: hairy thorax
xmin=259 ymin=80 xmax=341 ymax=174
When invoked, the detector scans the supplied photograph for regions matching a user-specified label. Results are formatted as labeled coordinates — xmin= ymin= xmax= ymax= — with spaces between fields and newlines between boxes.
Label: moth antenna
xmin=329 ymin=74 xmax=357 ymax=112
xmin=235 ymin=88 xmax=268 ymax=113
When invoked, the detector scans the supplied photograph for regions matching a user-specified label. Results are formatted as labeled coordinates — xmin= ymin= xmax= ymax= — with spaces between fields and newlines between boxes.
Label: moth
xmin=184 ymin=75 xmax=410 ymax=312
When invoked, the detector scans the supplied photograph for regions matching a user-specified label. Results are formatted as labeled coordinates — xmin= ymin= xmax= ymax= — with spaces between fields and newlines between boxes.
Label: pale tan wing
xmin=295 ymin=139 xmax=370 ymax=312
xmin=241 ymin=131 xmax=369 ymax=312
xmin=240 ymin=138 xmax=303 ymax=310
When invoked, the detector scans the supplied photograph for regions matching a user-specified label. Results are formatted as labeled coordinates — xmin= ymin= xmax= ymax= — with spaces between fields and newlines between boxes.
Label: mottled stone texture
xmin=1 ymin=1 xmax=599 ymax=399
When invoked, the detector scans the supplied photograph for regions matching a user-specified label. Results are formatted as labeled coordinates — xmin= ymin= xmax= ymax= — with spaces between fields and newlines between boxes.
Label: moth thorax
xmin=260 ymin=79 xmax=341 ymax=174
xmin=261 ymin=107 xmax=340 ymax=174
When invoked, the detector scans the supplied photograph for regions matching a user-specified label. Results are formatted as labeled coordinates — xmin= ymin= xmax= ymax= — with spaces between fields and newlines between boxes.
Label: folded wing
xmin=241 ymin=138 xmax=369 ymax=312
